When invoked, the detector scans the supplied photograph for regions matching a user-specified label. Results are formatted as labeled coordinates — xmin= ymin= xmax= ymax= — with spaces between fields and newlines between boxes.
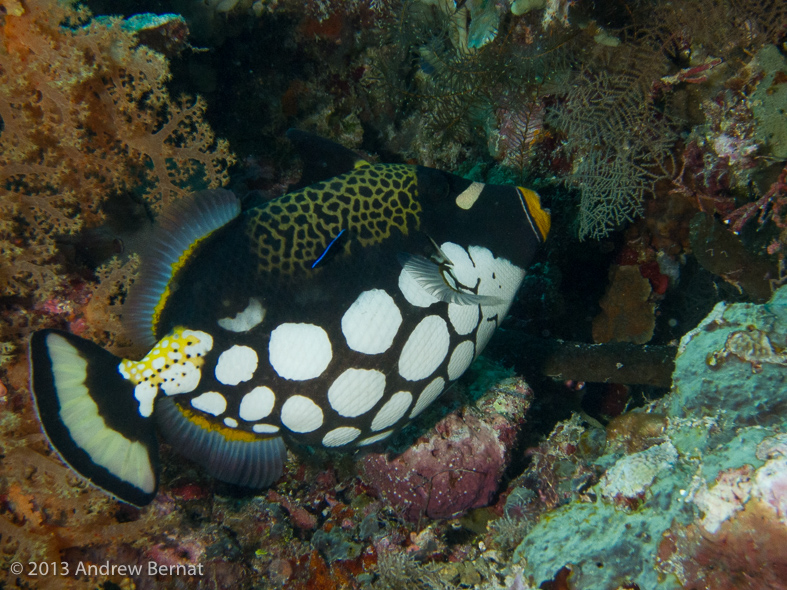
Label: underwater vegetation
xmin=1 ymin=0 xmax=787 ymax=588
xmin=0 ymin=0 xmax=234 ymax=359
xmin=369 ymin=0 xmax=787 ymax=240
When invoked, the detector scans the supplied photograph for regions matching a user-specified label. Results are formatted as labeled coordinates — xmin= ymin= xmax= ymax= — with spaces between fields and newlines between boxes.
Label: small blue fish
xmin=28 ymin=130 xmax=550 ymax=506
xmin=312 ymin=229 xmax=346 ymax=269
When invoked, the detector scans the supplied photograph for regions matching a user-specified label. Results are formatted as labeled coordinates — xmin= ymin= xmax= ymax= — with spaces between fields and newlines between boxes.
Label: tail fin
xmin=29 ymin=330 xmax=159 ymax=506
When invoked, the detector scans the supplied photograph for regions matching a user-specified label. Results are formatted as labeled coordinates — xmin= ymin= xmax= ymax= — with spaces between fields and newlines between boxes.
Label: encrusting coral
xmin=592 ymin=264 xmax=656 ymax=345
xmin=511 ymin=284 xmax=787 ymax=589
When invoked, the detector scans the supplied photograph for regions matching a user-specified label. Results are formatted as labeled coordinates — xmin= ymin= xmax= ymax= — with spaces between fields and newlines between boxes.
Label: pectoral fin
xmin=398 ymin=253 xmax=504 ymax=306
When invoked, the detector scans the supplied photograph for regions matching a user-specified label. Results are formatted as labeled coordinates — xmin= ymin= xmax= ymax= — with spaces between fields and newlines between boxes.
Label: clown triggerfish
xmin=28 ymin=131 xmax=550 ymax=506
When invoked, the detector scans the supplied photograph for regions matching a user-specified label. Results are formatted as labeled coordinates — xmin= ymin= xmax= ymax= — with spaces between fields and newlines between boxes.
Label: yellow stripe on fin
xmin=125 ymin=190 xmax=241 ymax=348
xmin=156 ymin=397 xmax=287 ymax=488
xmin=177 ymin=404 xmax=260 ymax=443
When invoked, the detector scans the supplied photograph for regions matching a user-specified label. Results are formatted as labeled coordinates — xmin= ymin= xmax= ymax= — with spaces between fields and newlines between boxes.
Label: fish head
xmin=415 ymin=167 xmax=550 ymax=268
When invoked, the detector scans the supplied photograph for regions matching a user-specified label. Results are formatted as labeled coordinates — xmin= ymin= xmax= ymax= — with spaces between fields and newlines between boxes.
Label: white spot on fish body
xmin=269 ymin=323 xmax=332 ymax=380
xmin=398 ymin=315 xmax=450 ymax=381
xmin=190 ymin=391 xmax=228 ymax=416
xmin=134 ymin=381 xmax=158 ymax=417
xmin=328 ymin=368 xmax=386 ymax=417
xmin=447 ymin=340 xmax=475 ymax=380
xmin=357 ymin=430 xmax=393 ymax=446
xmin=182 ymin=330 xmax=213 ymax=357
xmin=371 ymin=391 xmax=412 ymax=431
xmin=440 ymin=242 xmax=478 ymax=287
xmin=217 ymin=297 xmax=266 ymax=332
xmin=448 ymin=303 xmax=480 ymax=335
xmin=322 ymin=427 xmax=361 ymax=447
xmin=467 ymin=246 xmax=526 ymax=357
xmin=398 ymin=267 xmax=439 ymax=308
xmin=409 ymin=377 xmax=446 ymax=418
xmin=160 ymin=363 xmax=201 ymax=395
xmin=239 ymin=386 xmax=276 ymax=421
xmin=475 ymin=318 xmax=498 ymax=358
xmin=280 ymin=395 xmax=324 ymax=433
xmin=341 ymin=289 xmax=402 ymax=354
xmin=215 ymin=345 xmax=258 ymax=386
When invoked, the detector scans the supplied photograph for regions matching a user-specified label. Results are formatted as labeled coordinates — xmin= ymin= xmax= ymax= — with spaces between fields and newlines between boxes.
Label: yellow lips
xmin=518 ymin=187 xmax=551 ymax=241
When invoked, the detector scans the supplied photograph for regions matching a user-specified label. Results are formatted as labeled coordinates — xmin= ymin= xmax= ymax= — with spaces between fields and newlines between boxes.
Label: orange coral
xmin=0 ymin=5 xmax=235 ymax=582
xmin=0 ymin=0 xmax=234 ymax=310
xmin=592 ymin=265 xmax=656 ymax=345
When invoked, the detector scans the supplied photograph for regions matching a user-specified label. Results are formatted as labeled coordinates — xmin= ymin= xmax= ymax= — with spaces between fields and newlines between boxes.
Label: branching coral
xmin=550 ymin=64 xmax=678 ymax=240
xmin=549 ymin=0 xmax=787 ymax=239
xmin=0 ymin=0 xmax=235 ymax=346
xmin=0 ymin=397 xmax=178 ymax=589
xmin=0 ymin=6 xmax=236 ymax=580
xmin=369 ymin=0 xmax=586 ymax=166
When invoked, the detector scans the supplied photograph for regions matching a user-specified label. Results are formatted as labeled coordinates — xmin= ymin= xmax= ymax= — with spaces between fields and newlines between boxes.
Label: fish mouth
xmin=517 ymin=187 xmax=551 ymax=242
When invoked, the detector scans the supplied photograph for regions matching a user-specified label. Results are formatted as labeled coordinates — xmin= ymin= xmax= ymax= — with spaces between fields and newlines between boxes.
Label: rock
xmin=360 ymin=376 xmax=532 ymax=521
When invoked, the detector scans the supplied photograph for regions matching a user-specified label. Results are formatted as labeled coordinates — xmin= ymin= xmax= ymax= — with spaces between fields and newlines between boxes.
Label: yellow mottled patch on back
xmin=245 ymin=163 xmax=421 ymax=274
xmin=119 ymin=328 xmax=213 ymax=396
xmin=176 ymin=404 xmax=262 ymax=442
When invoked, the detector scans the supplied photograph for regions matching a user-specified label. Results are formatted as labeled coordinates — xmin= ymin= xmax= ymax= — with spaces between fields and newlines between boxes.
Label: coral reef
xmin=360 ymin=376 xmax=532 ymax=521
xmin=511 ymin=284 xmax=787 ymax=589
xmin=0 ymin=0 xmax=234 ymax=355
xmin=592 ymin=265 xmax=656 ymax=345
xmin=368 ymin=0 xmax=586 ymax=169
xmin=689 ymin=212 xmax=777 ymax=302
xmin=549 ymin=63 xmax=678 ymax=240
xmin=751 ymin=45 xmax=787 ymax=159
xmin=3 ymin=0 xmax=787 ymax=588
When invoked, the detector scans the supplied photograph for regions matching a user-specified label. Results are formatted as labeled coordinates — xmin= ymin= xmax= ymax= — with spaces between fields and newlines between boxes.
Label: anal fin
xmin=29 ymin=330 xmax=159 ymax=506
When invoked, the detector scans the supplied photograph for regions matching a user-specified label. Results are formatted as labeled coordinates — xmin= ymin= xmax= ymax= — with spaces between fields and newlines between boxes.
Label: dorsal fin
xmin=286 ymin=129 xmax=370 ymax=190
xmin=125 ymin=189 xmax=241 ymax=348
